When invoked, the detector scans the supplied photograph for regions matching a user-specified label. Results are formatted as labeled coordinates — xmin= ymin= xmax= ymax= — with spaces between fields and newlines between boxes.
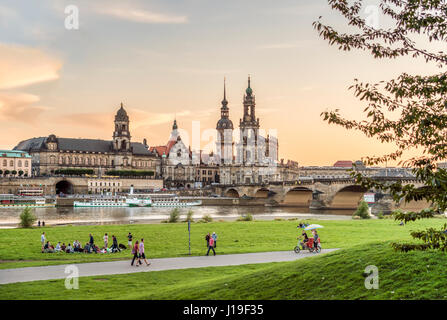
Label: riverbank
xmin=0 ymin=218 xmax=445 ymax=270
xmin=0 ymin=205 xmax=354 ymax=228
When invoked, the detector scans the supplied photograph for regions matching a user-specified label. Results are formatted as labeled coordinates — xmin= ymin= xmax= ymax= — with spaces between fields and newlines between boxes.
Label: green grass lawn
xmin=1 ymin=218 xmax=445 ymax=269
xmin=2 ymin=242 xmax=447 ymax=300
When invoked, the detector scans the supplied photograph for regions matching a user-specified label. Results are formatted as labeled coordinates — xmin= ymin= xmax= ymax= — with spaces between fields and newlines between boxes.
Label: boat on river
xmin=73 ymin=193 xmax=201 ymax=208
xmin=0 ymin=194 xmax=54 ymax=208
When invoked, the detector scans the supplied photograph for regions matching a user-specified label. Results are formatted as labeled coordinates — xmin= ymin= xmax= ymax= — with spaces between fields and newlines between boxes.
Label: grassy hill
xmin=1 ymin=218 xmax=445 ymax=269
xmin=2 ymin=242 xmax=447 ymax=300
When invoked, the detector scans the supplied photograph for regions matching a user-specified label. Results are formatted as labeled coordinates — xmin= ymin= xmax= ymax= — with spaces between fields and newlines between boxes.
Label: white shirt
xmin=41 ymin=234 xmax=45 ymax=242
xmin=103 ymin=235 xmax=108 ymax=242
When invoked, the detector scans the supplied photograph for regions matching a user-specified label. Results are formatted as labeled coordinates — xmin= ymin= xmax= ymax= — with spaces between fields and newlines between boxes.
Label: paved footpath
xmin=0 ymin=249 xmax=338 ymax=285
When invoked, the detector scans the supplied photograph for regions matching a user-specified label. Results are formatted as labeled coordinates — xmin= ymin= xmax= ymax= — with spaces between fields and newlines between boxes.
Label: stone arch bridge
xmin=214 ymin=177 xmax=428 ymax=211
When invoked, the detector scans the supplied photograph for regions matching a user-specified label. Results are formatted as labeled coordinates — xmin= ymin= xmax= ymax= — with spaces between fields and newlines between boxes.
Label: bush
xmin=54 ymin=169 xmax=94 ymax=175
xmin=377 ymin=212 xmax=384 ymax=219
xmin=105 ymin=170 xmax=154 ymax=177
xmin=184 ymin=210 xmax=194 ymax=223
xmin=237 ymin=213 xmax=253 ymax=221
xmin=19 ymin=207 xmax=37 ymax=228
xmin=168 ymin=208 xmax=180 ymax=223
xmin=201 ymin=214 xmax=213 ymax=223
xmin=353 ymin=201 xmax=371 ymax=219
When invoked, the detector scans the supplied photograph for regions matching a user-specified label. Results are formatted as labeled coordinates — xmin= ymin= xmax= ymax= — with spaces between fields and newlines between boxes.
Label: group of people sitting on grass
xmin=40 ymin=232 xmax=125 ymax=254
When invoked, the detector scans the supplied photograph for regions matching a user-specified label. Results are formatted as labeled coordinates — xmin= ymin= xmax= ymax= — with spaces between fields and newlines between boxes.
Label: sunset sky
xmin=0 ymin=0 xmax=436 ymax=166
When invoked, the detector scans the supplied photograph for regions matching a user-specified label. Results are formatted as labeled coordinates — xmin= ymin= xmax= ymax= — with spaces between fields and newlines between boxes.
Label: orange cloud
xmin=0 ymin=43 xmax=62 ymax=89
xmin=0 ymin=92 xmax=49 ymax=124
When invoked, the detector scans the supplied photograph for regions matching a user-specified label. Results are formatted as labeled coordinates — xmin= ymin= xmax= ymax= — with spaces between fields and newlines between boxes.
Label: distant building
xmin=333 ymin=160 xmax=353 ymax=168
xmin=0 ymin=150 xmax=32 ymax=177
xmin=150 ymin=120 xmax=196 ymax=188
xmin=13 ymin=103 xmax=160 ymax=177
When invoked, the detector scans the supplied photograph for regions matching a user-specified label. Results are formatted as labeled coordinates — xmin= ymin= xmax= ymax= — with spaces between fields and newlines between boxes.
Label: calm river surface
xmin=0 ymin=206 xmax=353 ymax=228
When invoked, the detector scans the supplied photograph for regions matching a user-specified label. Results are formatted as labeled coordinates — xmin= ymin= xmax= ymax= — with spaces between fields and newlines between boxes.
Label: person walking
xmin=41 ymin=232 xmax=46 ymax=250
xmin=205 ymin=233 xmax=210 ymax=248
xmin=139 ymin=238 xmax=150 ymax=266
xmin=206 ymin=236 xmax=216 ymax=256
xmin=127 ymin=232 xmax=133 ymax=249
xmin=89 ymin=233 xmax=94 ymax=247
xmin=212 ymin=232 xmax=218 ymax=248
xmin=131 ymin=240 xmax=142 ymax=267
xmin=103 ymin=233 xmax=108 ymax=249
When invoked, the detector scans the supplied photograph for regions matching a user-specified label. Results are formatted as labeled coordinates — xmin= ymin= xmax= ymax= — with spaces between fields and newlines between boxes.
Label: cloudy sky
xmin=0 ymin=0 xmax=436 ymax=165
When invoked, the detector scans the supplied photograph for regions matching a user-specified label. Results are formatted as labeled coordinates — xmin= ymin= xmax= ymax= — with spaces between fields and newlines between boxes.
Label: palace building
xmin=14 ymin=103 xmax=161 ymax=177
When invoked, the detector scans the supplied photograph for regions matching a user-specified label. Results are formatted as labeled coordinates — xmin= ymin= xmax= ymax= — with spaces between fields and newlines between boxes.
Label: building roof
xmin=333 ymin=160 xmax=353 ymax=167
xmin=14 ymin=137 xmax=153 ymax=156
xmin=0 ymin=150 xmax=32 ymax=158
xmin=150 ymin=139 xmax=177 ymax=157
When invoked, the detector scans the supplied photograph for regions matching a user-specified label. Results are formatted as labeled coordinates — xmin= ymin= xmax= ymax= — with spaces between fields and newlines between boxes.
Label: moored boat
xmin=0 ymin=194 xmax=54 ymax=208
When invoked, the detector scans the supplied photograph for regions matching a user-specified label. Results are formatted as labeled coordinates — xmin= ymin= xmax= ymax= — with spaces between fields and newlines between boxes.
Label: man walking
xmin=89 ymin=233 xmax=94 ymax=247
xmin=212 ymin=232 xmax=218 ymax=248
xmin=206 ymin=236 xmax=216 ymax=256
xmin=139 ymin=238 xmax=150 ymax=266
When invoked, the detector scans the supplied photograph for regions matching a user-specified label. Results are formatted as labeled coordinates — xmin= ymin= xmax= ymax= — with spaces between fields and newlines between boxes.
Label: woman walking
xmin=205 ymin=233 xmax=210 ymax=248
xmin=131 ymin=240 xmax=141 ymax=267
xmin=139 ymin=238 xmax=151 ymax=266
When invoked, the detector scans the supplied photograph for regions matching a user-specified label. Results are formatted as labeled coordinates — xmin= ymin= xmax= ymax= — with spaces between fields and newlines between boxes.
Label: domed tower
xmin=113 ymin=102 xmax=131 ymax=152
xmin=216 ymin=78 xmax=234 ymax=164
xmin=238 ymin=76 xmax=260 ymax=165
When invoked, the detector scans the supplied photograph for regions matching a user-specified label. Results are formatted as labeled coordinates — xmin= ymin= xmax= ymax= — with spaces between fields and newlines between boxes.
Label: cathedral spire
xmin=221 ymin=77 xmax=228 ymax=108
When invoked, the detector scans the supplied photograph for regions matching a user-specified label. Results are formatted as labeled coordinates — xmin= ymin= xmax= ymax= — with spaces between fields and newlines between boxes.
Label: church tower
xmin=113 ymin=102 xmax=131 ymax=152
xmin=216 ymin=78 xmax=234 ymax=164
xmin=238 ymin=76 xmax=260 ymax=164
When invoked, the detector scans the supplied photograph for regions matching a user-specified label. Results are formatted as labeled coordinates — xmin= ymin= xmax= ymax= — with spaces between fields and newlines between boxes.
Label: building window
xmin=18 ymin=160 xmax=22 ymax=167
xmin=10 ymin=160 xmax=13 ymax=166
xmin=2 ymin=160 xmax=6 ymax=166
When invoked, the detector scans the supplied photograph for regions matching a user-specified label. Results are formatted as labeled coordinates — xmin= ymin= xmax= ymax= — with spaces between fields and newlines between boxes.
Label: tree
xmin=18 ymin=170 xmax=24 ymax=177
xmin=4 ymin=170 xmax=10 ymax=176
xmin=11 ymin=170 xmax=17 ymax=176
xmin=353 ymin=201 xmax=371 ymax=219
xmin=19 ymin=207 xmax=37 ymax=228
xmin=0 ymin=170 xmax=3 ymax=176
xmin=314 ymin=0 xmax=447 ymax=251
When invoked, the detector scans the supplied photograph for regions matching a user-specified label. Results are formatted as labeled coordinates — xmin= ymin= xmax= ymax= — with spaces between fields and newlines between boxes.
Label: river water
xmin=0 ymin=206 xmax=353 ymax=228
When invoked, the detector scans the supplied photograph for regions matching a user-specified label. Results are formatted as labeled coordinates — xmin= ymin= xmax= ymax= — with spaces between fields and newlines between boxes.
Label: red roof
xmin=149 ymin=139 xmax=177 ymax=157
xmin=333 ymin=160 xmax=353 ymax=167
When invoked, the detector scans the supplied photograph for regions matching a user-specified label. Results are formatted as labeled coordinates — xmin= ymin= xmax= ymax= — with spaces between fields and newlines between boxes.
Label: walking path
xmin=0 ymin=249 xmax=338 ymax=285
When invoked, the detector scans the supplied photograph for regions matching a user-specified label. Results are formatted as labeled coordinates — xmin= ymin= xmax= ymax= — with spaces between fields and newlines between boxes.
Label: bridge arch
xmin=329 ymin=185 xmax=368 ymax=209
xmin=283 ymin=187 xmax=313 ymax=207
xmin=225 ymin=188 xmax=240 ymax=198
xmin=55 ymin=180 xmax=74 ymax=195
xmin=254 ymin=187 xmax=275 ymax=198
xmin=398 ymin=187 xmax=433 ymax=212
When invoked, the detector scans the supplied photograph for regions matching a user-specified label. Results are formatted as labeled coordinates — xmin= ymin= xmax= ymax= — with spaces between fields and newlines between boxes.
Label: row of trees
xmin=105 ymin=170 xmax=155 ymax=177
xmin=0 ymin=170 xmax=28 ymax=177
xmin=53 ymin=169 xmax=94 ymax=175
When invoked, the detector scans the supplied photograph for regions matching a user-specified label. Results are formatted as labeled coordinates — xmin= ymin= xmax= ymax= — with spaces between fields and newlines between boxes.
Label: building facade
xmin=13 ymin=104 xmax=161 ymax=177
xmin=0 ymin=150 xmax=32 ymax=177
